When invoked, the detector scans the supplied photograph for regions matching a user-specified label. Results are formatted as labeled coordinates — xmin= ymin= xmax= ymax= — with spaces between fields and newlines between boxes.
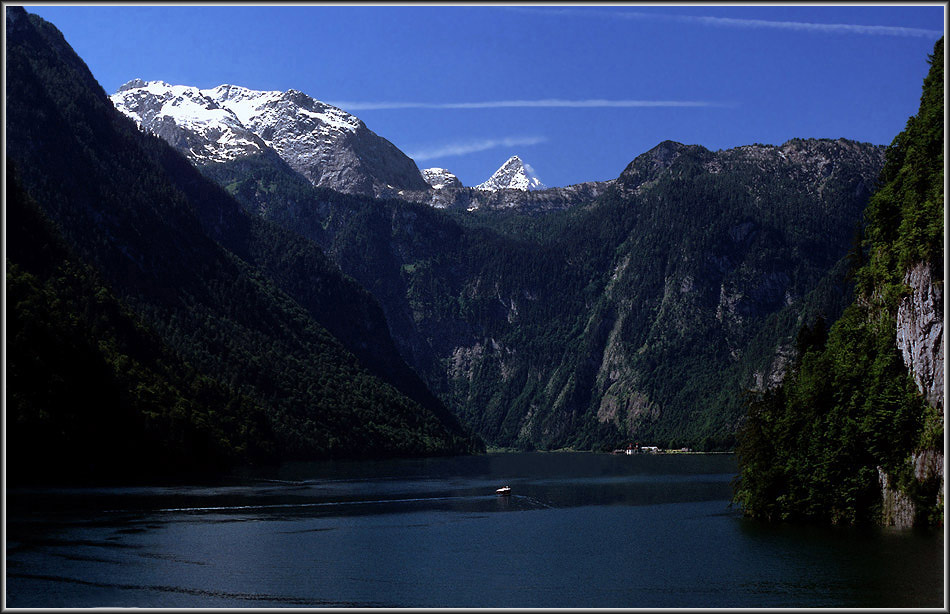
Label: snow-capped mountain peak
xmin=110 ymin=79 xmax=429 ymax=196
xmin=200 ymin=84 xmax=362 ymax=146
xmin=421 ymin=167 xmax=463 ymax=190
xmin=476 ymin=155 xmax=546 ymax=191
xmin=110 ymin=79 xmax=266 ymax=162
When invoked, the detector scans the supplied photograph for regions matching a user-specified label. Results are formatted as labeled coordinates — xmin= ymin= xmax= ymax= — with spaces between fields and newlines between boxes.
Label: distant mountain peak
xmin=421 ymin=167 xmax=463 ymax=190
xmin=476 ymin=155 xmax=546 ymax=191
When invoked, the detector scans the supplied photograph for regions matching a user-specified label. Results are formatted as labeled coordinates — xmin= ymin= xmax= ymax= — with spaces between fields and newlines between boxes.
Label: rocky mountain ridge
xmin=111 ymin=81 xmax=562 ymax=207
xmin=618 ymin=138 xmax=884 ymax=199
xmin=399 ymin=179 xmax=613 ymax=213
xmin=404 ymin=138 xmax=881 ymax=214
xmin=112 ymin=79 xmax=270 ymax=163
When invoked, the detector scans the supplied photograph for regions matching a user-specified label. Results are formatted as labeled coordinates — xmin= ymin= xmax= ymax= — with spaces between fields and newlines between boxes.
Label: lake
xmin=5 ymin=452 xmax=944 ymax=608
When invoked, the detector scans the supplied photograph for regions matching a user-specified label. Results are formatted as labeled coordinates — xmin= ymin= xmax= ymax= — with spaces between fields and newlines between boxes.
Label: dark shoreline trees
xmin=733 ymin=38 xmax=944 ymax=526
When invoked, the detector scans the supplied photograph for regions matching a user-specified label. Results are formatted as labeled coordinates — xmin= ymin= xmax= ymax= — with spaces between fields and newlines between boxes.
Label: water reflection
xmin=6 ymin=452 xmax=943 ymax=608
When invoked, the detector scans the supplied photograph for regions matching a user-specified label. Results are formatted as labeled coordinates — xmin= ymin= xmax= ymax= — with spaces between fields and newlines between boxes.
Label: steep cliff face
xmin=567 ymin=139 xmax=884 ymax=449
xmin=426 ymin=138 xmax=883 ymax=450
xmin=880 ymin=261 xmax=944 ymax=528
xmin=896 ymin=262 xmax=944 ymax=409
xmin=421 ymin=167 xmax=463 ymax=190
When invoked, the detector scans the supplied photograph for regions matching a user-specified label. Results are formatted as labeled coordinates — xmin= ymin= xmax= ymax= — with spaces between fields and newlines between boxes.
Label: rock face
xmin=476 ymin=155 xmax=546 ymax=191
xmin=111 ymin=82 xmax=593 ymax=215
xmin=912 ymin=449 xmax=944 ymax=513
xmin=111 ymin=80 xmax=430 ymax=197
xmin=880 ymin=449 xmax=944 ymax=528
xmin=896 ymin=262 xmax=944 ymax=410
xmin=880 ymin=262 xmax=944 ymax=529
xmin=115 ymin=73 xmax=888 ymax=453
xmin=421 ymin=167 xmax=463 ymax=190
xmin=878 ymin=467 xmax=917 ymax=527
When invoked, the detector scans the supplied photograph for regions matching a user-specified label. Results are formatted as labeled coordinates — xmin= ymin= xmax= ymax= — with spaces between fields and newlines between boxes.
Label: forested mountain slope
xmin=734 ymin=38 xmax=944 ymax=527
xmin=7 ymin=164 xmax=277 ymax=483
xmin=5 ymin=7 xmax=480 ymax=483
xmin=197 ymin=128 xmax=885 ymax=451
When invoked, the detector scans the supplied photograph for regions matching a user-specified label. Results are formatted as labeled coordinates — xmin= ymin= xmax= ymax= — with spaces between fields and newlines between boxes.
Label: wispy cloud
xmin=510 ymin=7 xmax=943 ymax=38
xmin=406 ymin=136 xmax=547 ymax=162
xmin=330 ymin=99 xmax=728 ymax=111
xmin=685 ymin=14 xmax=943 ymax=37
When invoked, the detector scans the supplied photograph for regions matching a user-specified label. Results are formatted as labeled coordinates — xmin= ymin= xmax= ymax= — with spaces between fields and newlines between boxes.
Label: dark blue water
xmin=6 ymin=452 xmax=944 ymax=607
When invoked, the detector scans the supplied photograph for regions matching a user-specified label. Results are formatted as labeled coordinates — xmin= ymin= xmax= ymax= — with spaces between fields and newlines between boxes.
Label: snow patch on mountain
xmin=476 ymin=156 xmax=546 ymax=191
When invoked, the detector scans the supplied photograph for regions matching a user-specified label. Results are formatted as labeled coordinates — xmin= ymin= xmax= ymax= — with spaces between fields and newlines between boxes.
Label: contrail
xmin=689 ymin=14 xmax=943 ymax=37
xmin=329 ymin=99 xmax=728 ymax=111
xmin=508 ymin=7 xmax=943 ymax=38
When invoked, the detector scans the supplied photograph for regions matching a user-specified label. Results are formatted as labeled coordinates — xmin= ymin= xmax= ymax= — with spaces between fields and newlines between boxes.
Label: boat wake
xmin=149 ymin=494 xmax=474 ymax=514
xmin=98 ymin=491 xmax=557 ymax=517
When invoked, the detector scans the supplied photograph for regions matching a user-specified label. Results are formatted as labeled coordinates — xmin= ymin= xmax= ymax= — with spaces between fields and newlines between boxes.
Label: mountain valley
xmin=5 ymin=3 xmax=942 ymax=532
xmin=163 ymin=102 xmax=887 ymax=451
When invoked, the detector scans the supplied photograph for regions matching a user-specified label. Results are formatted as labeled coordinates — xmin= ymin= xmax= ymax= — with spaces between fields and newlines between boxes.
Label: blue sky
xmin=23 ymin=4 xmax=945 ymax=188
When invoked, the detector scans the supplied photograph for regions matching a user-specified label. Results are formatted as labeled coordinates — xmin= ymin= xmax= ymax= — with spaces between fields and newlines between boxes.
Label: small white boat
xmin=495 ymin=486 xmax=511 ymax=496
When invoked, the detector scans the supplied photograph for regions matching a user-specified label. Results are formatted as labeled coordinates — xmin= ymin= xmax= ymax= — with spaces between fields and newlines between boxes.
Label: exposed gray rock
xmin=913 ymin=448 xmax=944 ymax=490
xmin=915 ymin=449 xmax=944 ymax=513
xmin=618 ymin=138 xmax=885 ymax=202
xmin=878 ymin=467 xmax=917 ymax=528
xmin=110 ymin=81 xmax=268 ymax=163
xmin=752 ymin=344 xmax=794 ymax=392
xmin=896 ymin=262 xmax=944 ymax=410
xmin=880 ymin=262 xmax=944 ymax=528
xmin=117 ymin=78 xmax=146 ymax=92
xmin=878 ymin=449 xmax=944 ymax=528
